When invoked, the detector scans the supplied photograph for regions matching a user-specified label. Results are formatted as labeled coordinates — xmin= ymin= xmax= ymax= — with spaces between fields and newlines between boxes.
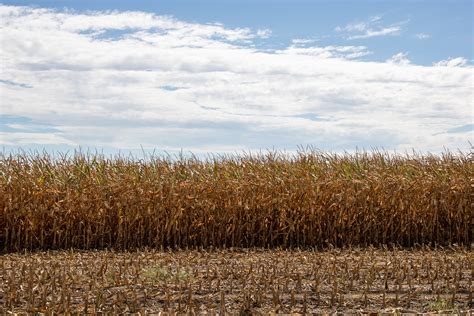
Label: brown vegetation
xmin=1 ymin=248 xmax=472 ymax=314
xmin=1 ymin=150 xmax=472 ymax=252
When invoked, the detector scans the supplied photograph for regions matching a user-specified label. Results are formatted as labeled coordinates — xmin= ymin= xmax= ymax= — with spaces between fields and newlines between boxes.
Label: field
xmin=0 ymin=150 xmax=472 ymax=313
xmin=1 ymin=248 xmax=472 ymax=314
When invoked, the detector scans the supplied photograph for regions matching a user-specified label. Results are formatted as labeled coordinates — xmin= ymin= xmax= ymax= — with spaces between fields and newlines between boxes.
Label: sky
xmin=0 ymin=0 xmax=473 ymax=156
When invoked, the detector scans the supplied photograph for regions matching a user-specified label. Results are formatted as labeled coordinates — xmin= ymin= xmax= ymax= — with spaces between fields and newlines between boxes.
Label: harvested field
xmin=1 ymin=151 xmax=472 ymax=313
xmin=1 ymin=248 xmax=472 ymax=314
xmin=1 ymin=150 xmax=472 ymax=251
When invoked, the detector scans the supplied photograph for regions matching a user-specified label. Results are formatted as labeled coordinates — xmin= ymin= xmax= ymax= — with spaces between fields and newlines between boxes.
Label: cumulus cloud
xmin=336 ymin=15 xmax=406 ymax=40
xmin=0 ymin=5 xmax=472 ymax=154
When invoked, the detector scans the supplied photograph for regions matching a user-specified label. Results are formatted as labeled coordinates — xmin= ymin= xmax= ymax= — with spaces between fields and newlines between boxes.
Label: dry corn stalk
xmin=0 ymin=149 xmax=472 ymax=251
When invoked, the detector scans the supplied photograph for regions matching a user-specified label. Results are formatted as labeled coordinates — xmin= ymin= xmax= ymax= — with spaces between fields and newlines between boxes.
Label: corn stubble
xmin=1 ymin=248 xmax=472 ymax=314
xmin=0 ymin=150 xmax=472 ymax=251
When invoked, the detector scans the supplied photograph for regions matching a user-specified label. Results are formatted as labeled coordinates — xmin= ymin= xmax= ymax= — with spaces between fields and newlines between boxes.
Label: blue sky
xmin=0 ymin=1 xmax=473 ymax=155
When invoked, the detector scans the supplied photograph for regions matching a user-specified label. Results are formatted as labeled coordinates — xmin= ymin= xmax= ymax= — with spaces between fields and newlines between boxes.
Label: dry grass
xmin=1 ymin=149 xmax=472 ymax=252
xmin=1 ymin=248 xmax=472 ymax=314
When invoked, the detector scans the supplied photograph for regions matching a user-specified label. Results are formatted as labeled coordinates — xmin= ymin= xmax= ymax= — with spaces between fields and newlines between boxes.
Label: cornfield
xmin=0 ymin=149 xmax=472 ymax=252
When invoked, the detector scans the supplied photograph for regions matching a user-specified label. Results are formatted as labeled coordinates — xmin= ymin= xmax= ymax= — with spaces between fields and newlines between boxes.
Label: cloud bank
xmin=0 ymin=5 xmax=472 ymax=154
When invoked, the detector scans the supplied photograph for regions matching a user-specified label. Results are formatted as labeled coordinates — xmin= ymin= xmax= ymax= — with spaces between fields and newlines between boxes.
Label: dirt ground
xmin=1 ymin=247 xmax=472 ymax=314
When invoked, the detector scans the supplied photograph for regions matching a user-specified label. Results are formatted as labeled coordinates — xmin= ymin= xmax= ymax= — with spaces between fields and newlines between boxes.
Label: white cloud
xmin=336 ymin=16 xmax=406 ymax=40
xmin=348 ymin=26 xmax=401 ymax=40
xmin=336 ymin=22 xmax=368 ymax=33
xmin=0 ymin=5 xmax=472 ymax=153
xmin=369 ymin=15 xmax=382 ymax=23
xmin=256 ymin=29 xmax=271 ymax=38
xmin=433 ymin=57 xmax=468 ymax=67
xmin=291 ymin=38 xmax=317 ymax=45
xmin=415 ymin=33 xmax=431 ymax=39
xmin=386 ymin=52 xmax=411 ymax=65
xmin=280 ymin=45 xmax=371 ymax=59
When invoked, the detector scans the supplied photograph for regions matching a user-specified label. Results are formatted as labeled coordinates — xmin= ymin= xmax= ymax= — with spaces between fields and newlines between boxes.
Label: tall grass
xmin=0 ymin=149 xmax=472 ymax=251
